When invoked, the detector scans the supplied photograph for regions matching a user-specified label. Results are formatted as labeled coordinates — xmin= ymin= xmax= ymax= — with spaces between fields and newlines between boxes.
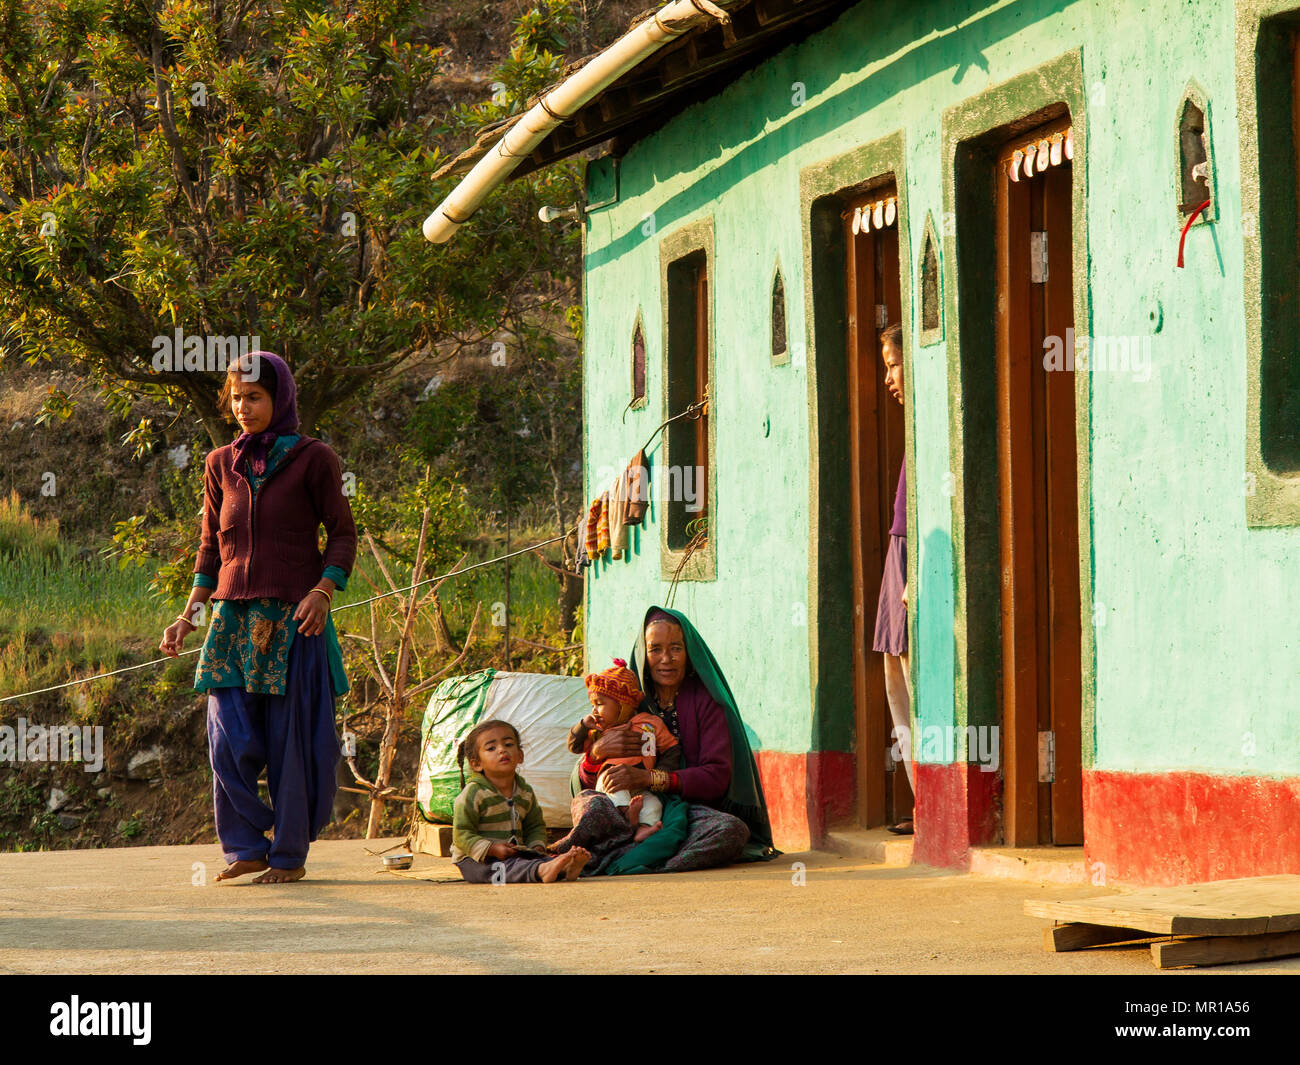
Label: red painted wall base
xmin=751 ymin=752 xmax=1300 ymax=885
xmin=754 ymin=749 xmax=855 ymax=852
xmin=1084 ymin=769 xmax=1300 ymax=886
xmin=912 ymin=760 xmax=1001 ymax=868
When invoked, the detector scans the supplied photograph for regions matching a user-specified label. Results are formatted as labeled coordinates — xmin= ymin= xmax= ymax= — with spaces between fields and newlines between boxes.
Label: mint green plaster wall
xmin=580 ymin=0 xmax=1300 ymax=773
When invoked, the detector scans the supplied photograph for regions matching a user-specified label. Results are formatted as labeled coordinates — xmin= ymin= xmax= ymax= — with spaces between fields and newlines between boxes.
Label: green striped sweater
xmin=451 ymin=770 xmax=548 ymax=862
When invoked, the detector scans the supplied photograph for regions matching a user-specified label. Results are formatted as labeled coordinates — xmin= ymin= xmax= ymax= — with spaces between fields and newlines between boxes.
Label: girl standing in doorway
xmin=874 ymin=323 xmax=914 ymax=834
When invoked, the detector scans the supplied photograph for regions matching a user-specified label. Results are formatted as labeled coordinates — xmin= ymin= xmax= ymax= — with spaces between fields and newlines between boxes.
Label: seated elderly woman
xmin=553 ymin=605 xmax=778 ymax=873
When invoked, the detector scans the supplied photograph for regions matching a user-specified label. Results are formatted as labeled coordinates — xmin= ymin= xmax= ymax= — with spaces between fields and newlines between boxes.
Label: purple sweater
xmin=195 ymin=437 xmax=357 ymax=603
xmin=890 ymin=464 xmax=907 ymax=538
xmin=579 ymin=675 xmax=732 ymax=803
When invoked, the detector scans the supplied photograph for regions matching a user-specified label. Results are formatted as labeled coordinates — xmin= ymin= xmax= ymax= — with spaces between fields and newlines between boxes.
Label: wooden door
xmin=995 ymin=120 xmax=1083 ymax=846
xmin=844 ymin=186 xmax=909 ymax=828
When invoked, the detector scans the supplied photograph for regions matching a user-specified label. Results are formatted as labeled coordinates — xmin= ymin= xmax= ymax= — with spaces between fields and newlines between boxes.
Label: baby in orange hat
xmin=569 ymin=658 xmax=679 ymax=842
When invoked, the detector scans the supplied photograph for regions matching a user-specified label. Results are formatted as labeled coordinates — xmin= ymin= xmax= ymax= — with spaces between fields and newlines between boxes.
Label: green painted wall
xmin=580 ymin=0 xmax=1300 ymax=772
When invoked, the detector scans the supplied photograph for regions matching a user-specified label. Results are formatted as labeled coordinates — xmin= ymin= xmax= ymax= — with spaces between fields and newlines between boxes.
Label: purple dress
xmin=872 ymin=464 xmax=908 ymax=656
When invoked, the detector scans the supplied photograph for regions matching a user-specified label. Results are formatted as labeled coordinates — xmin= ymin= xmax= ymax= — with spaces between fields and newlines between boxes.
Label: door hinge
xmin=875 ymin=303 xmax=889 ymax=329
xmin=885 ymin=744 xmax=896 ymax=773
xmin=1038 ymin=730 xmax=1055 ymax=783
xmin=1030 ymin=231 xmax=1048 ymax=283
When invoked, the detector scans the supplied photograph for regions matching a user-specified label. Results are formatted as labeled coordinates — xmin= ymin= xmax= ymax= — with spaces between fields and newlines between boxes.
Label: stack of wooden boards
xmin=1026 ymin=875 xmax=1300 ymax=969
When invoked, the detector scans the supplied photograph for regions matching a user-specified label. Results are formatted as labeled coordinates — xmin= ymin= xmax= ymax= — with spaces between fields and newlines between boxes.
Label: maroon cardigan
xmin=195 ymin=437 xmax=357 ymax=603
xmin=578 ymin=676 xmax=732 ymax=803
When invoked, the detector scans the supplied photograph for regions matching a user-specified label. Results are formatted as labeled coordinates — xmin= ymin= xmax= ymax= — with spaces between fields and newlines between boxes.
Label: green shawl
xmin=630 ymin=604 xmax=779 ymax=862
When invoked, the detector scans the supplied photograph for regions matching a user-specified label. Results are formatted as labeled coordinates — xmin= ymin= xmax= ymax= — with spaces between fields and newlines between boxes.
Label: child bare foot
xmin=214 ymin=859 xmax=269 ymax=882
xmin=253 ymin=867 xmax=306 ymax=884
xmin=624 ymin=795 xmax=643 ymax=827
xmin=562 ymin=846 xmax=590 ymax=879
xmin=633 ymin=820 xmax=662 ymax=843
xmin=538 ymin=852 xmax=570 ymax=882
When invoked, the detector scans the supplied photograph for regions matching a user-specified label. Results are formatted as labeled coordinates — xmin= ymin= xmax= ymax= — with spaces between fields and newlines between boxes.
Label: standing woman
xmin=874 ymin=323 xmax=915 ymax=834
xmin=159 ymin=351 xmax=356 ymax=883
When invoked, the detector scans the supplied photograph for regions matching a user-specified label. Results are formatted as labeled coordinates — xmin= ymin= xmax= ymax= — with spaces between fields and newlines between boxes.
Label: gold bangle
xmin=308 ymin=587 xmax=333 ymax=604
xmin=650 ymin=769 xmax=667 ymax=793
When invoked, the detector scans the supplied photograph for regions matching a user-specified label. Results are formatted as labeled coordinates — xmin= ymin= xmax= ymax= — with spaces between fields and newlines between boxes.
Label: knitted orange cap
xmin=585 ymin=657 xmax=643 ymax=720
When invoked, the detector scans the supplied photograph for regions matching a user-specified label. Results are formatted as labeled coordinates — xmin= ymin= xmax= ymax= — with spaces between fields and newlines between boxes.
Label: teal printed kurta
xmin=194 ymin=433 xmax=349 ymax=697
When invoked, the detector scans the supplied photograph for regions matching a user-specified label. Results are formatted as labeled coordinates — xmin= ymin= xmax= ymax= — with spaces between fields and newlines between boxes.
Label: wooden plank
xmin=1026 ymin=875 xmax=1300 ymax=936
xmin=1028 ymin=166 xmax=1052 ymax=843
xmin=843 ymin=184 xmax=904 ymax=829
xmin=409 ymin=820 xmax=453 ymax=858
xmin=997 ymin=155 xmax=1040 ymax=845
xmin=694 ymin=261 xmax=709 ymax=525
xmin=844 ymin=194 xmax=879 ymax=829
xmin=1042 ymin=159 xmax=1083 ymax=845
xmin=1152 ymin=929 xmax=1300 ymax=969
xmin=1044 ymin=922 xmax=1161 ymax=952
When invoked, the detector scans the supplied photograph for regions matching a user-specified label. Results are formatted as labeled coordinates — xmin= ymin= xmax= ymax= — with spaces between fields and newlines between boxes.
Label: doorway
xmin=995 ymin=119 xmax=1083 ymax=845
xmin=843 ymin=184 xmax=911 ymax=829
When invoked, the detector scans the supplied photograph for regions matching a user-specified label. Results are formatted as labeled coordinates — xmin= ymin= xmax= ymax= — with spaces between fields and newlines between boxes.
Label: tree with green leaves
xmin=0 ymin=0 xmax=585 ymax=450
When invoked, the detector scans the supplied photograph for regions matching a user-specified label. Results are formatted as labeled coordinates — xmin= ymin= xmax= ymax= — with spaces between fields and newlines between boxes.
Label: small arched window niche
xmin=1177 ymin=80 xmax=1216 ymax=225
xmin=918 ymin=211 xmax=943 ymax=346
xmin=770 ymin=265 xmax=788 ymax=365
xmin=630 ymin=312 xmax=647 ymax=409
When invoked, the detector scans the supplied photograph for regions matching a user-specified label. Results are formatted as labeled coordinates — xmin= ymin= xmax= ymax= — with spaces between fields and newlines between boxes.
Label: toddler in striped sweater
xmin=451 ymin=720 xmax=588 ymax=883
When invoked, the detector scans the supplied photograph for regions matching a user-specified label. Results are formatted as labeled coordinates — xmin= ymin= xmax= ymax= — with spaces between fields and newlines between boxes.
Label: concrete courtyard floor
xmin=2 ymin=839 xmax=1296 ymax=975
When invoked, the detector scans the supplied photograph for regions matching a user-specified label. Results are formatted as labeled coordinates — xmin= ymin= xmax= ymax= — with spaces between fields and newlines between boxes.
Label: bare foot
xmin=252 ymin=866 xmax=306 ymax=884
xmin=562 ymin=847 xmax=590 ymax=880
xmin=538 ymin=853 xmax=569 ymax=883
xmin=214 ymin=859 xmax=269 ymax=882
xmin=625 ymin=795 xmax=643 ymax=827
xmin=633 ymin=821 xmax=662 ymax=843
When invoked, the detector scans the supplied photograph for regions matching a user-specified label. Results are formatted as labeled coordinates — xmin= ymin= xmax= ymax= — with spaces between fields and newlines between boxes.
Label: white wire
xmin=0 ymin=530 xmax=571 ymax=705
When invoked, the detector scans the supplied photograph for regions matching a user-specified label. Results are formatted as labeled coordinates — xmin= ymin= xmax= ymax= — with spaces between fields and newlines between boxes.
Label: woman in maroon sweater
xmin=159 ymin=352 xmax=356 ymax=884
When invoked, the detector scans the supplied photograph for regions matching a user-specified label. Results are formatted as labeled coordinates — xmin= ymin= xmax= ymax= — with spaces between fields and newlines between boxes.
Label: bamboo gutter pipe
xmin=422 ymin=0 xmax=733 ymax=244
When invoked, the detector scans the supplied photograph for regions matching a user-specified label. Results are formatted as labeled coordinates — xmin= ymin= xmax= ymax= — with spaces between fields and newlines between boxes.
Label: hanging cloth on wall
xmin=608 ymin=449 xmax=652 ymax=559
xmin=850 ymin=194 xmax=898 ymax=235
xmin=584 ymin=495 xmax=602 ymax=558
xmin=1006 ymin=126 xmax=1073 ymax=182
xmin=595 ymin=491 xmax=611 ymax=554
xmin=575 ymin=505 xmax=591 ymax=572
xmin=624 ymin=450 xmax=649 ymax=526
xmin=609 ymin=476 xmax=631 ymax=561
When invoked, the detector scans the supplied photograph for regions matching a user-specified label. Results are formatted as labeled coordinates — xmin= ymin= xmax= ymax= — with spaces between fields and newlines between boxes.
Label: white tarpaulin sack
xmin=415 ymin=669 xmax=588 ymax=828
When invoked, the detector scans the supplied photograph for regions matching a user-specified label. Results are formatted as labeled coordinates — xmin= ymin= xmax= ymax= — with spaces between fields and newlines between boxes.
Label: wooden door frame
xmin=940 ymin=51 xmax=1096 ymax=846
xmin=995 ymin=117 xmax=1083 ymax=845
xmin=843 ymin=183 xmax=909 ymax=827
xmin=799 ymin=132 xmax=914 ymax=827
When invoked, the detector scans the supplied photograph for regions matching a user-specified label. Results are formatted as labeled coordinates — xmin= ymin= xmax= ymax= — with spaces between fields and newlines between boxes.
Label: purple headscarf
xmin=229 ymin=350 xmax=300 ymax=477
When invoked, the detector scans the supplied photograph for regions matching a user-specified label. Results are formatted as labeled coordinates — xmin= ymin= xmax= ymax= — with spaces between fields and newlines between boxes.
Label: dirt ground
xmin=2 ymin=839 xmax=1297 ymax=975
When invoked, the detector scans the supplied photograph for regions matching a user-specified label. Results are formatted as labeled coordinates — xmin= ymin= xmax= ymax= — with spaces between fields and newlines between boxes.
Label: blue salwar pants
xmin=206 ymin=632 xmax=340 ymax=870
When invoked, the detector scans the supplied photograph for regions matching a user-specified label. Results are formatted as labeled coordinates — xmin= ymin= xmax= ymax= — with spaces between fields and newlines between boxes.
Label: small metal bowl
xmin=383 ymin=852 xmax=414 ymax=870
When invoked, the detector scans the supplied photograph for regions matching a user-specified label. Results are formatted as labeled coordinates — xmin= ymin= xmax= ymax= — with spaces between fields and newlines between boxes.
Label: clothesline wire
xmin=2 ymin=398 xmax=710 ymax=706
xmin=0 ymin=530 xmax=570 ymax=705
xmin=636 ymin=398 xmax=706 ymax=464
